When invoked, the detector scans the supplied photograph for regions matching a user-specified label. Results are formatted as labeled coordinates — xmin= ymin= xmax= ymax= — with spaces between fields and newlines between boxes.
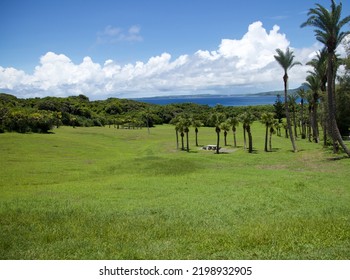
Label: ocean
xmin=133 ymin=94 xmax=277 ymax=107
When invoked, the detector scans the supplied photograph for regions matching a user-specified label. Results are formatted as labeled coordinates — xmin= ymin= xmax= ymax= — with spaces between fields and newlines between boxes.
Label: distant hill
xmin=133 ymin=85 xmax=308 ymax=100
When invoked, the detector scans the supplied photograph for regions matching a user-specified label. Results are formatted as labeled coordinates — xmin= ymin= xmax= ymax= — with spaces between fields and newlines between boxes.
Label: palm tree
xmin=288 ymin=92 xmax=299 ymax=139
xmin=274 ymin=48 xmax=302 ymax=152
xmin=210 ymin=113 xmax=226 ymax=154
xmin=192 ymin=119 xmax=203 ymax=147
xmin=220 ymin=121 xmax=231 ymax=146
xmin=182 ymin=117 xmax=192 ymax=152
xmin=306 ymin=49 xmax=328 ymax=145
xmin=301 ymin=0 xmax=350 ymax=157
xmin=305 ymin=91 xmax=314 ymax=142
xmin=260 ymin=112 xmax=274 ymax=152
xmin=240 ymin=112 xmax=255 ymax=153
xmin=269 ymin=119 xmax=279 ymax=151
xmin=227 ymin=117 xmax=239 ymax=147
xmin=297 ymin=88 xmax=307 ymax=139
xmin=304 ymin=74 xmax=321 ymax=143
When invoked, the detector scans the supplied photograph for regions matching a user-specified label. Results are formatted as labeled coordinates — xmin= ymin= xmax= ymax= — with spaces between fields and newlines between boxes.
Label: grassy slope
xmin=0 ymin=124 xmax=349 ymax=259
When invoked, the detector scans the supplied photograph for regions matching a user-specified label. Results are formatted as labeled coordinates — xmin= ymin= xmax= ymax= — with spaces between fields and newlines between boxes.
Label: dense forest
xmin=0 ymin=91 xmax=275 ymax=133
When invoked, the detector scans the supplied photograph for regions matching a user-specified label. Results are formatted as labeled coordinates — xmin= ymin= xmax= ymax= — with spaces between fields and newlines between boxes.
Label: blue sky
xmin=1 ymin=0 xmax=349 ymax=99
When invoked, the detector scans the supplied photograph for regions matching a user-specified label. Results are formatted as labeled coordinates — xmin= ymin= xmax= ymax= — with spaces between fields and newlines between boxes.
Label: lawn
xmin=0 ymin=123 xmax=349 ymax=259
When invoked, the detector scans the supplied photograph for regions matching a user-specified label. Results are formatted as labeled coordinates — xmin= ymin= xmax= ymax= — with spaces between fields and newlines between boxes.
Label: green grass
xmin=0 ymin=124 xmax=349 ymax=259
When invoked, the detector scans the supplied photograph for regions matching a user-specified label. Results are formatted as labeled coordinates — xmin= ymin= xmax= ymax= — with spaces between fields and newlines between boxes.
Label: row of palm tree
xmin=275 ymin=0 xmax=350 ymax=157
xmin=171 ymin=111 xmax=280 ymax=154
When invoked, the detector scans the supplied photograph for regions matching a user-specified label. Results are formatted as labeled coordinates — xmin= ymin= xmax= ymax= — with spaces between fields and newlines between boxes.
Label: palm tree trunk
xmin=264 ymin=124 xmax=268 ymax=152
xmin=175 ymin=129 xmax=179 ymax=149
xmin=292 ymin=108 xmax=298 ymax=138
xmin=311 ymin=103 xmax=319 ymax=143
xmin=233 ymin=127 xmax=237 ymax=147
xmin=284 ymin=74 xmax=297 ymax=152
xmin=181 ymin=132 xmax=184 ymax=151
xmin=243 ymin=125 xmax=247 ymax=150
xmin=327 ymin=52 xmax=350 ymax=157
xmin=247 ymin=125 xmax=253 ymax=153
xmin=185 ymin=130 xmax=189 ymax=152
xmin=216 ymin=128 xmax=220 ymax=154
xmin=301 ymin=99 xmax=306 ymax=139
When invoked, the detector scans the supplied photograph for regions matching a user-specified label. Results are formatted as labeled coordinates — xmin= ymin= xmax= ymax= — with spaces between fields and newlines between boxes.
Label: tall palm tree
xmin=260 ymin=112 xmax=274 ymax=152
xmin=301 ymin=0 xmax=350 ymax=157
xmin=297 ymin=88 xmax=307 ymax=139
xmin=220 ymin=121 xmax=231 ymax=146
xmin=227 ymin=117 xmax=239 ymax=147
xmin=307 ymin=49 xmax=328 ymax=145
xmin=274 ymin=48 xmax=302 ymax=152
xmin=192 ymin=119 xmax=203 ymax=147
xmin=182 ymin=117 xmax=191 ymax=152
xmin=288 ymin=92 xmax=299 ymax=139
xmin=210 ymin=113 xmax=226 ymax=154
xmin=240 ymin=112 xmax=255 ymax=153
xmin=304 ymin=73 xmax=321 ymax=143
xmin=269 ymin=119 xmax=279 ymax=151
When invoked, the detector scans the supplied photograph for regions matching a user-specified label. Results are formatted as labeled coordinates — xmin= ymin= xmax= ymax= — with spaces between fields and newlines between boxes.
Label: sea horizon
xmin=133 ymin=93 xmax=279 ymax=107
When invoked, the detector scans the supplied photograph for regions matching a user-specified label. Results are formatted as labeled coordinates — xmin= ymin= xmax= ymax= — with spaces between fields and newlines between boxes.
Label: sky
xmin=1 ymin=0 xmax=349 ymax=99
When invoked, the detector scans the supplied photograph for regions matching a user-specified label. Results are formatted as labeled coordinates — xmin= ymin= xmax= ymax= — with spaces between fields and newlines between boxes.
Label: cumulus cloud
xmin=0 ymin=21 xmax=327 ymax=99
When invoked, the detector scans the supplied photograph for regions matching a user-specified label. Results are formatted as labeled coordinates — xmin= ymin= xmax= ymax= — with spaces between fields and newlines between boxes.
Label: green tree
xmin=273 ymin=94 xmax=285 ymax=123
xmin=304 ymin=73 xmax=321 ymax=143
xmin=239 ymin=112 xmax=255 ymax=153
xmin=192 ymin=119 xmax=203 ymax=147
xmin=227 ymin=117 xmax=239 ymax=147
xmin=288 ymin=92 xmax=299 ymax=139
xmin=220 ymin=121 xmax=231 ymax=146
xmin=210 ymin=113 xmax=226 ymax=154
xmin=269 ymin=119 xmax=279 ymax=151
xmin=301 ymin=0 xmax=350 ymax=156
xmin=274 ymin=48 xmax=302 ymax=152
xmin=306 ymin=49 xmax=328 ymax=145
xmin=297 ymin=88 xmax=307 ymax=139
xmin=260 ymin=112 xmax=275 ymax=152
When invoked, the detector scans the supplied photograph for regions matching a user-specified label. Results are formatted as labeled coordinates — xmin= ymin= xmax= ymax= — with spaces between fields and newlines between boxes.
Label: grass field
xmin=0 ymin=123 xmax=349 ymax=259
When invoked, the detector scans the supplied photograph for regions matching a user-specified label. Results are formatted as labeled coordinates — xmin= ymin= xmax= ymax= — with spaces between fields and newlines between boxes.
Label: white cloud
xmin=97 ymin=24 xmax=143 ymax=44
xmin=1 ymin=21 xmax=329 ymax=99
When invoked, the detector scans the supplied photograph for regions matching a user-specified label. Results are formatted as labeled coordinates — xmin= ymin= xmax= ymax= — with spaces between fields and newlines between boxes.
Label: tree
xmin=306 ymin=49 xmax=328 ymax=145
xmin=192 ymin=119 xmax=203 ymax=147
xmin=210 ymin=113 xmax=226 ymax=154
xmin=239 ymin=112 xmax=255 ymax=153
xmin=288 ymin=92 xmax=299 ymax=139
xmin=273 ymin=94 xmax=285 ymax=123
xmin=301 ymin=0 xmax=350 ymax=157
xmin=227 ymin=117 xmax=239 ymax=147
xmin=297 ymin=88 xmax=307 ymax=139
xmin=260 ymin=112 xmax=275 ymax=152
xmin=274 ymin=48 xmax=302 ymax=152
xmin=336 ymin=39 xmax=350 ymax=137
xmin=270 ymin=119 xmax=280 ymax=151
xmin=304 ymin=74 xmax=321 ymax=142
xmin=220 ymin=121 xmax=231 ymax=146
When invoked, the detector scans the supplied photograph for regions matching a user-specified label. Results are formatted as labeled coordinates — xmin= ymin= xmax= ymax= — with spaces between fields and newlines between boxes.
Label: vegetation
xmin=0 ymin=124 xmax=349 ymax=260
xmin=274 ymin=48 xmax=302 ymax=153
xmin=1 ymin=0 xmax=350 ymax=260
xmin=301 ymin=0 xmax=350 ymax=156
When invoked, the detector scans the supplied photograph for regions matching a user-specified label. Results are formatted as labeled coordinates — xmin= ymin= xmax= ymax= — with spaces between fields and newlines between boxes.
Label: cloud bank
xmin=1 ymin=21 xmax=323 ymax=99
